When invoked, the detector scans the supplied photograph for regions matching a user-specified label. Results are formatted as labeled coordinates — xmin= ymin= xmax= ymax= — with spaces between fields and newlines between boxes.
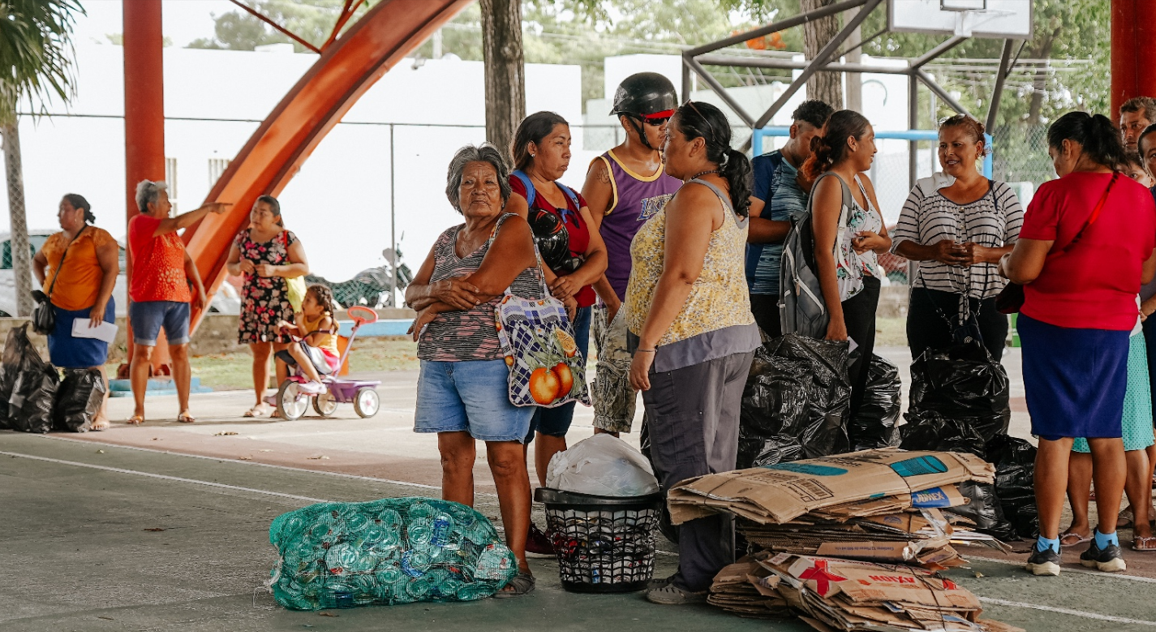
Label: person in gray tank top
xmin=582 ymin=72 xmax=681 ymax=437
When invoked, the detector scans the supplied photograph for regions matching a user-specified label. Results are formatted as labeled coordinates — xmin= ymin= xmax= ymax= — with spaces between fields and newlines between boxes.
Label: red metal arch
xmin=182 ymin=0 xmax=473 ymax=331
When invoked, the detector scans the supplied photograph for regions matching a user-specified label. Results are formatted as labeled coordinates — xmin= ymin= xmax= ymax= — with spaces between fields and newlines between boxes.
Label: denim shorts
xmin=414 ymin=359 xmax=534 ymax=443
xmin=130 ymin=300 xmax=190 ymax=346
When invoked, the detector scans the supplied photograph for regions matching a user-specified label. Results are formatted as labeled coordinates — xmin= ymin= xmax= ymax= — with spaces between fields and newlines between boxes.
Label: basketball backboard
xmin=888 ymin=0 xmax=1033 ymax=39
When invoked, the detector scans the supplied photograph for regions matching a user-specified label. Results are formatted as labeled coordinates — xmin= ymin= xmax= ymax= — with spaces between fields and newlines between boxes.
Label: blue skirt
xmin=1073 ymin=333 xmax=1155 ymax=453
xmin=47 ymin=300 xmax=115 ymax=369
xmin=1020 ymin=314 xmax=1129 ymax=440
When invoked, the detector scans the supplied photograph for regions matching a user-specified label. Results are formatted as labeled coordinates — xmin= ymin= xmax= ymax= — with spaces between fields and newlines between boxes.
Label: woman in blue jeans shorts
xmin=406 ymin=144 xmax=543 ymax=598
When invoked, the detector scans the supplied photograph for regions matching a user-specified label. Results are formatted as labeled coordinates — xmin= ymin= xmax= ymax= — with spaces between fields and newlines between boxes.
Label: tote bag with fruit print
xmin=494 ymin=268 xmax=590 ymax=408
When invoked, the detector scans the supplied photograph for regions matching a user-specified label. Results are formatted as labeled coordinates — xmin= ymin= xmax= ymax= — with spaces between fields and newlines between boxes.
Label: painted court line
xmin=1 ymin=450 xmax=331 ymax=504
xmin=978 ymin=597 xmax=1156 ymax=627
xmin=39 ymin=434 xmax=446 ymax=492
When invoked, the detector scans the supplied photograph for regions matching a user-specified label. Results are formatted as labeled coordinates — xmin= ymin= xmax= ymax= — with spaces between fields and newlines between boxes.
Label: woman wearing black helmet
xmin=507 ymin=111 xmax=608 ymax=555
xmin=582 ymin=72 xmax=683 ymax=439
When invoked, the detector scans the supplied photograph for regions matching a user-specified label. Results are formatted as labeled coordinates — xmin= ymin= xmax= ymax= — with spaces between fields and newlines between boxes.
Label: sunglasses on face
xmin=643 ymin=116 xmax=670 ymax=127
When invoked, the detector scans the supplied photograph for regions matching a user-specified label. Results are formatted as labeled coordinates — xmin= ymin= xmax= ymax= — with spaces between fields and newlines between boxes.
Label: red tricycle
xmin=275 ymin=305 xmax=382 ymax=420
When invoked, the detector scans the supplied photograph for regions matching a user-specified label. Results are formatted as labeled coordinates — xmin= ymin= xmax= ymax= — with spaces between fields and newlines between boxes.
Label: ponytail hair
xmin=306 ymin=284 xmax=337 ymax=316
xmin=675 ymin=101 xmax=753 ymax=216
xmin=1047 ymin=111 xmax=1125 ymax=170
xmin=62 ymin=193 xmax=95 ymax=224
xmin=800 ymin=110 xmax=871 ymax=188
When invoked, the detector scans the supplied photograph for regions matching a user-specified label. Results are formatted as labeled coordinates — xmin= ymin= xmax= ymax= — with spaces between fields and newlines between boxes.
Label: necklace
xmin=689 ymin=169 xmax=720 ymax=181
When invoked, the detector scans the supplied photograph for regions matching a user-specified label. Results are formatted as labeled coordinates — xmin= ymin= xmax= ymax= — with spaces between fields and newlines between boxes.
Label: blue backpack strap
xmin=512 ymin=170 xmax=536 ymax=207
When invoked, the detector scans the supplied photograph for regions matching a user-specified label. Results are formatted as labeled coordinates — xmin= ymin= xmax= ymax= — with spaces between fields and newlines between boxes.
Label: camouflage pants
xmin=591 ymin=304 xmax=639 ymax=433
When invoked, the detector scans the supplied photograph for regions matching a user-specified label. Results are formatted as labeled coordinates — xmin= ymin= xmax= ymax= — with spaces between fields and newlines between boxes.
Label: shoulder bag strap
xmin=46 ymin=225 xmax=87 ymax=299
xmin=1054 ymin=172 xmax=1118 ymax=257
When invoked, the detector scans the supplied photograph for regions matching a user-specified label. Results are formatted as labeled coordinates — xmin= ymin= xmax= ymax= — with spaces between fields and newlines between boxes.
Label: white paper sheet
xmin=71 ymin=319 xmax=118 ymax=344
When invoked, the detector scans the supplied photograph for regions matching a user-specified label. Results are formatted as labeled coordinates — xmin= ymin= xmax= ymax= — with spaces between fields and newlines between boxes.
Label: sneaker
xmin=525 ymin=523 xmax=555 ymax=558
xmin=645 ymin=583 xmax=708 ymax=605
xmin=298 ymin=381 xmax=326 ymax=395
xmin=1025 ymin=545 xmax=1062 ymax=576
xmin=1081 ymin=540 xmax=1127 ymax=572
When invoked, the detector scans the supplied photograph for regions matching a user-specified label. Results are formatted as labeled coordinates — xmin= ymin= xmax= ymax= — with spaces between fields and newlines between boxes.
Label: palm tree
xmin=0 ymin=0 xmax=85 ymax=316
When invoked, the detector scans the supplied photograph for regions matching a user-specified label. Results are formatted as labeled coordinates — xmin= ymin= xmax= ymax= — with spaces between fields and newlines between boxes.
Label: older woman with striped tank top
xmin=405 ymin=144 xmax=542 ymax=598
xmin=625 ymin=101 xmax=761 ymax=606
xmin=892 ymin=115 xmax=1024 ymax=361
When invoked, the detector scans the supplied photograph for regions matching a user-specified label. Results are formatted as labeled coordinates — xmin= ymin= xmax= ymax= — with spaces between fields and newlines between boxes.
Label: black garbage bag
xmin=737 ymin=335 xmax=851 ymax=468
xmin=10 ymin=363 xmax=60 ymax=434
xmin=906 ymin=342 xmax=1011 ymax=440
xmin=737 ymin=349 xmax=813 ymax=468
xmin=986 ymin=434 xmax=1038 ymax=539
xmin=0 ymin=324 xmax=38 ymax=428
xmin=53 ymin=368 xmax=106 ymax=432
xmin=849 ymin=354 xmax=902 ymax=450
xmin=951 ymin=481 xmax=1019 ymax=541
xmin=900 ymin=412 xmax=987 ymax=457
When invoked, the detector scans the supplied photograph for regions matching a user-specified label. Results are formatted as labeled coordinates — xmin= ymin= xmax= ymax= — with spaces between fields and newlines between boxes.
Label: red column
xmin=123 ymin=0 xmax=170 ymax=376
xmin=1112 ymin=0 xmax=1156 ymax=115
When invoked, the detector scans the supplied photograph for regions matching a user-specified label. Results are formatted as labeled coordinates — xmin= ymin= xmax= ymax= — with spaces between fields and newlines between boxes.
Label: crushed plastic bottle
xmin=269 ymin=498 xmax=516 ymax=610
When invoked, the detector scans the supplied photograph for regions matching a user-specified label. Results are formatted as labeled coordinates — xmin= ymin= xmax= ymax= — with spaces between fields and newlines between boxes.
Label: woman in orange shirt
xmin=32 ymin=194 xmax=119 ymax=430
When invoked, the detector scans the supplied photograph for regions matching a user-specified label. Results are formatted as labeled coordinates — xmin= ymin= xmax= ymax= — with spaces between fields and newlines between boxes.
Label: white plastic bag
xmin=545 ymin=434 xmax=660 ymax=497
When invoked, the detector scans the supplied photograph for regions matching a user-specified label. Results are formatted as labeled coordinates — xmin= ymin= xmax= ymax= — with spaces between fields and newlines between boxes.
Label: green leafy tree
xmin=0 ymin=0 xmax=85 ymax=316
xmin=187 ymin=0 xmax=381 ymax=52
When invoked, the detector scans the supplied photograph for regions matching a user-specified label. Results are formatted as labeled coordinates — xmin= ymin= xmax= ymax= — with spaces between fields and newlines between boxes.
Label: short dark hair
xmin=1121 ymin=96 xmax=1156 ymax=122
xmin=791 ymin=100 xmax=834 ymax=129
xmin=1139 ymin=123 xmax=1156 ymax=155
xmin=62 ymin=193 xmax=95 ymax=224
xmin=511 ymin=111 xmax=568 ymax=172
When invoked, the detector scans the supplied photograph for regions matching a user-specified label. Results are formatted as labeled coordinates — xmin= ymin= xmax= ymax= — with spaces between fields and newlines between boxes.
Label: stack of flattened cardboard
xmin=760 ymin=553 xmax=1022 ymax=632
xmin=707 ymin=559 xmax=790 ymax=619
xmin=669 ymin=449 xmax=995 ymax=526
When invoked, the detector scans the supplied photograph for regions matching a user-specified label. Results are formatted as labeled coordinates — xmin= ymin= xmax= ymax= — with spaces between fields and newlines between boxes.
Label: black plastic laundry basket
xmin=534 ymin=488 xmax=663 ymax=593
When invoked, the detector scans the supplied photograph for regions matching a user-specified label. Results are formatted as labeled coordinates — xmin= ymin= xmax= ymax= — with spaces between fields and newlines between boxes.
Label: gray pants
xmin=641 ymin=350 xmax=755 ymax=592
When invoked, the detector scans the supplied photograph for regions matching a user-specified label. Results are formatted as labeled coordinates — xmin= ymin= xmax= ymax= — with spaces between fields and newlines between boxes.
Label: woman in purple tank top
xmin=405 ymin=144 xmax=541 ymax=597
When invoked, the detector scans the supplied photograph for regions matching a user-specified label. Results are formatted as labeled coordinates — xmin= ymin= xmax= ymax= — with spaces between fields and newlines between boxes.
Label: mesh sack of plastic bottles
xmin=268 ymin=498 xmax=516 ymax=610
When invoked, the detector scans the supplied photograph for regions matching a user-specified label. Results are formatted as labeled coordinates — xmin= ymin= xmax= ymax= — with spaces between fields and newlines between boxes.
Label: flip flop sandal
xmin=493 ymin=573 xmax=535 ymax=599
xmin=177 ymin=412 xmax=196 ymax=424
xmin=126 ymin=415 xmax=145 ymax=425
xmin=1060 ymin=530 xmax=1092 ymax=546
xmin=243 ymin=405 xmax=267 ymax=418
xmin=1119 ymin=508 xmax=1135 ymax=529
xmin=1134 ymin=536 xmax=1156 ymax=551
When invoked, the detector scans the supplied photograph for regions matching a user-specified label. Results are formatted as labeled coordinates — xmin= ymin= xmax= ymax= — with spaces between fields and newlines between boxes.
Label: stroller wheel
xmin=353 ymin=387 xmax=380 ymax=418
xmin=277 ymin=381 xmax=309 ymax=420
xmin=313 ymin=391 xmax=338 ymax=417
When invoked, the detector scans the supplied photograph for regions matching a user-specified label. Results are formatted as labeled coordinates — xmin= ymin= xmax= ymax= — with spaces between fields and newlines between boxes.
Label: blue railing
xmin=751 ymin=128 xmax=993 ymax=179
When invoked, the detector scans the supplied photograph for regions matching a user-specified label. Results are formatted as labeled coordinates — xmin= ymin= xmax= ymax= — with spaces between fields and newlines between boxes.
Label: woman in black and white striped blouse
xmin=892 ymin=115 xmax=1024 ymax=361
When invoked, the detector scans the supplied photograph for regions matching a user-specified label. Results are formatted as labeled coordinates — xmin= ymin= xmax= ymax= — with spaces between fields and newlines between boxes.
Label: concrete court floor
xmin=6 ymin=345 xmax=1156 ymax=630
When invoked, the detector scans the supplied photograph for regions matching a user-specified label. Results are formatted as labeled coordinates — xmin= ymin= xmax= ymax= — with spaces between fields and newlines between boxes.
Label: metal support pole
xmin=693 ymin=55 xmax=912 ymax=75
xmin=910 ymin=36 xmax=969 ymax=69
xmin=684 ymin=56 xmax=757 ymax=127
xmin=389 ymin=124 xmax=397 ymax=308
xmin=986 ymin=39 xmax=1015 ymax=131
xmin=742 ymin=0 xmax=884 ymax=150
xmin=685 ymin=0 xmax=869 ymax=57
xmin=914 ymin=69 xmax=971 ymax=117
xmin=681 ymin=57 xmax=692 ymax=102
xmin=1111 ymin=0 xmax=1156 ymax=115
xmin=123 ymin=0 xmax=168 ymax=374
xmin=908 ymin=73 xmax=919 ymax=189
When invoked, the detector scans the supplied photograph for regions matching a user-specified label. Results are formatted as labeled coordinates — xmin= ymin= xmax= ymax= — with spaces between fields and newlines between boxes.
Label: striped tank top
xmin=593 ymin=150 xmax=682 ymax=302
xmin=417 ymin=214 xmax=544 ymax=362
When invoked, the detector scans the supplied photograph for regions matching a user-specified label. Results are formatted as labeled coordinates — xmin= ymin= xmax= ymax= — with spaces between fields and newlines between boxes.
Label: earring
xmin=531 ymin=153 xmax=536 ymax=158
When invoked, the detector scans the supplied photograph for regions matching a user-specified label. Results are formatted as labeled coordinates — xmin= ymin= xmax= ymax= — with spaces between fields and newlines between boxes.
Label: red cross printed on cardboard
xmin=799 ymin=559 xmax=847 ymax=597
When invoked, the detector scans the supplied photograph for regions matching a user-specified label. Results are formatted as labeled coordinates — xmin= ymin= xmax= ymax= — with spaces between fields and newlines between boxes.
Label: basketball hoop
xmin=889 ymin=0 xmax=1031 ymax=40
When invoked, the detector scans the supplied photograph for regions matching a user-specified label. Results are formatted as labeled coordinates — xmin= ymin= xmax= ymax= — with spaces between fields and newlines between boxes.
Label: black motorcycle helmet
xmin=528 ymin=209 xmax=571 ymax=270
xmin=610 ymin=72 xmax=678 ymax=150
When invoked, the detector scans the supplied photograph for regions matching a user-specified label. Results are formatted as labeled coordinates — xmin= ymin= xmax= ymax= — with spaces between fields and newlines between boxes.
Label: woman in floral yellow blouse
xmin=624 ymin=101 xmax=760 ymax=606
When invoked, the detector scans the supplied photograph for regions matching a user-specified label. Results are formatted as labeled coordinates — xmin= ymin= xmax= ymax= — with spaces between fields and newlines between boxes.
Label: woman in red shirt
xmin=1001 ymin=112 xmax=1156 ymax=576
xmin=506 ymin=111 xmax=608 ymax=555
